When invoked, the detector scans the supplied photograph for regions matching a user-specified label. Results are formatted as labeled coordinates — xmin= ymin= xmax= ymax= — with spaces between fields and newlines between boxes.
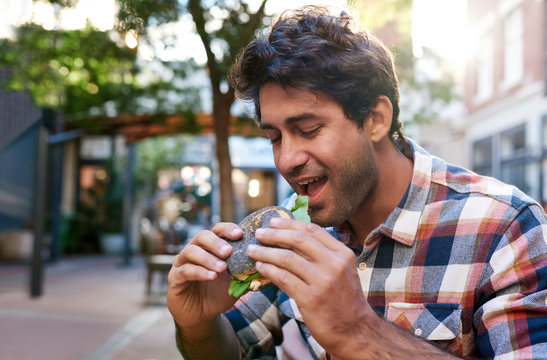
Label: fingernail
xmin=270 ymin=217 xmax=281 ymax=225
xmin=231 ymin=228 xmax=241 ymax=237
xmin=247 ymin=244 xmax=256 ymax=254
xmin=255 ymin=228 xmax=265 ymax=236
xmin=221 ymin=245 xmax=232 ymax=254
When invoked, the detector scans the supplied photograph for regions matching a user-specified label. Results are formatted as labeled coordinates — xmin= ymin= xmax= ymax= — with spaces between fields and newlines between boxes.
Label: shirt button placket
xmin=358 ymin=262 xmax=367 ymax=270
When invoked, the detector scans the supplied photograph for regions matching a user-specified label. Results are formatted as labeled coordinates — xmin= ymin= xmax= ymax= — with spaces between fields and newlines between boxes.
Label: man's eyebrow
xmin=259 ymin=113 xmax=317 ymax=130
xmin=259 ymin=122 xmax=276 ymax=130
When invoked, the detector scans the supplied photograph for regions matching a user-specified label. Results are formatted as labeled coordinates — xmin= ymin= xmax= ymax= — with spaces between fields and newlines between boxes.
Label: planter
xmin=0 ymin=230 xmax=33 ymax=261
xmin=100 ymin=232 xmax=125 ymax=255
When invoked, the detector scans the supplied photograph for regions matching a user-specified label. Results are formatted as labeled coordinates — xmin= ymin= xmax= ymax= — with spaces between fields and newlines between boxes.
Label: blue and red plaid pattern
xmin=225 ymin=139 xmax=547 ymax=359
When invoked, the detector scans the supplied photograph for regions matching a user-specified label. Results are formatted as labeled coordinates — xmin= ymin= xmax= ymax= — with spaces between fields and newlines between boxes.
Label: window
xmin=501 ymin=160 xmax=529 ymax=194
xmin=475 ymin=32 xmax=494 ymax=102
xmin=503 ymin=8 xmax=524 ymax=88
xmin=500 ymin=125 xmax=526 ymax=158
xmin=500 ymin=125 xmax=528 ymax=193
xmin=473 ymin=137 xmax=493 ymax=176
xmin=542 ymin=117 xmax=547 ymax=150
xmin=80 ymin=136 xmax=112 ymax=160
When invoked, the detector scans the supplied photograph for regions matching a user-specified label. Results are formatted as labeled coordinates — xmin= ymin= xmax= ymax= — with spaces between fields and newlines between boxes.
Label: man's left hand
xmin=249 ymin=217 xmax=371 ymax=357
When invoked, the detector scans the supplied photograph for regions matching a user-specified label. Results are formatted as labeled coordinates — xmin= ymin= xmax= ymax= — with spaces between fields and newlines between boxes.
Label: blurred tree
xmin=0 ymin=23 xmax=202 ymax=129
xmin=119 ymin=0 xmax=269 ymax=224
xmin=134 ymin=135 xmax=187 ymax=196
xmin=185 ymin=0 xmax=268 ymax=223
xmin=0 ymin=0 xmax=270 ymax=223
xmin=0 ymin=24 xmax=137 ymax=126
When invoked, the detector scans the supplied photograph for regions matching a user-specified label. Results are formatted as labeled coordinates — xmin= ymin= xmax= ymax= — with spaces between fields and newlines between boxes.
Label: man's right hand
xmin=167 ymin=222 xmax=242 ymax=331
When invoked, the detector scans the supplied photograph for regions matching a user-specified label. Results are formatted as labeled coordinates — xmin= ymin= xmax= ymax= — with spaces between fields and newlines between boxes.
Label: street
xmin=0 ymin=256 xmax=182 ymax=360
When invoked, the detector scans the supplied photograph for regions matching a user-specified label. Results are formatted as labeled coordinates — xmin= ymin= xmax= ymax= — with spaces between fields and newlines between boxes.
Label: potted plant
xmin=99 ymin=163 xmax=125 ymax=255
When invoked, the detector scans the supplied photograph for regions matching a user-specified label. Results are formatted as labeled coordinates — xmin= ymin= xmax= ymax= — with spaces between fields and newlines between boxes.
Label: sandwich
xmin=226 ymin=195 xmax=311 ymax=298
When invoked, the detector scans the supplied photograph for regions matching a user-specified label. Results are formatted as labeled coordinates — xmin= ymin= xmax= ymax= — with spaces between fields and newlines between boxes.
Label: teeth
xmin=297 ymin=177 xmax=320 ymax=186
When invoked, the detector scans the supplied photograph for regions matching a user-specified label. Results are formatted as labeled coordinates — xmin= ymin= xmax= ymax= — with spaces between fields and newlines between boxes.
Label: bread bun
xmin=226 ymin=206 xmax=294 ymax=291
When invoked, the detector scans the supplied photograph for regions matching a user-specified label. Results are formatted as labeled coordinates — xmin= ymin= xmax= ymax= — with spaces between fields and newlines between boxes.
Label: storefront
xmin=182 ymin=135 xmax=291 ymax=224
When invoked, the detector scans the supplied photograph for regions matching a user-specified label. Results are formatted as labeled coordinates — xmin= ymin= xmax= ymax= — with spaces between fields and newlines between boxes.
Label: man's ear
xmin=365 ymin=95 xmax=393 ymax=143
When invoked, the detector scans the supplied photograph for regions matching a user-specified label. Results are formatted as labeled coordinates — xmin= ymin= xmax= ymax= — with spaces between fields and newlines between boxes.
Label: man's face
xmin=259 ymin=83 xmax=379 ymax=227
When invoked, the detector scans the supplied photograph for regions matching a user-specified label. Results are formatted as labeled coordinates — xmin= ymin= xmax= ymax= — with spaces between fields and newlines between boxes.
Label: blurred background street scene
xmin=0 ymin=0 xmax=544 ymax=359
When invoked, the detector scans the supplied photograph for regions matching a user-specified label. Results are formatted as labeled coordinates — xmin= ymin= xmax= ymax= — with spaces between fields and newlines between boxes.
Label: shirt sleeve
xmin=475 ymin=203 xmax=547 ymax=359
xmin=224 ymin=285 xmax=285 ymax=359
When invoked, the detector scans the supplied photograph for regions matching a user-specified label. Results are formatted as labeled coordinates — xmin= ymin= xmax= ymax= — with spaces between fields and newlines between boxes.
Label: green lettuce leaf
xmin=228 ymin=272 xmax=263 ymax=298
xmin=291 ymin=195 xmax=311 ymax=223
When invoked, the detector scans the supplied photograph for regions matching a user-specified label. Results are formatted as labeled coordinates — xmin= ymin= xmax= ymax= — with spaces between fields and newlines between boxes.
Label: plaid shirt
xmin=226 ymin=140 xmax=547 ymax=359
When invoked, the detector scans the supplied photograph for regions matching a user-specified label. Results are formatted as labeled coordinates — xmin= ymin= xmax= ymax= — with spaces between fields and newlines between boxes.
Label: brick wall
xmin=464 ymin=0 xmax=545 ymax=114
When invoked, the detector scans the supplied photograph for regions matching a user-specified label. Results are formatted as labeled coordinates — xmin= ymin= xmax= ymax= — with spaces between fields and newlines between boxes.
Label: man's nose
xmin=275 ymin=137 xmax=308 ymax=175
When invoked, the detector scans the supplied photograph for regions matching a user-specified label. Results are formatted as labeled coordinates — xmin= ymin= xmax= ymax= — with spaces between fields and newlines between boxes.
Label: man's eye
xmin=301 ymin=127 xmax=321 ymax=137
xmin=266 ymin=133 xmax=281 ymax=144
xmin=263 ymin=129 xmax=280 ymax=144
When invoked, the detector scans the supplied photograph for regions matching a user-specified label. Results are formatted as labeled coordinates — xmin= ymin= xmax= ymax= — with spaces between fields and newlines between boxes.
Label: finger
xmin=268 ymin=218 xmax=348 ymax=253
xmin=177 ymin=242 xmax=228 ymax=273
xmin=248 ymin=245 xmax=315 ymax=285
xmin=170 ymin=262 xmax=217 ymax=284
xmin=211 ymin=222 xmax=243 ymax=241
xmin=255 ymin=226 xmax=327 ymax=262
xmin=252 ymin=227 xmax=357 ymax=287
xmin=174 ymin=230 xmax=233 ymax=267
xmin=256 ymin=259 xmax=322 ymax=305
xmin=254 ymin=259 xmax=308 ymax=292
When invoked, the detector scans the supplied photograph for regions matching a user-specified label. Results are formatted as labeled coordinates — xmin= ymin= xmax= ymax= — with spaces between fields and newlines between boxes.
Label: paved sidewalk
xmin=0 ymin=256 xmax=182 ymax=360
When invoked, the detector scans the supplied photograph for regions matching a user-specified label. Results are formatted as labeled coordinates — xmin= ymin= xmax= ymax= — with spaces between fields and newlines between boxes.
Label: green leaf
xmin=291 ymin=195 xmax=311 ymax=223
xmin=228 ymin=279 xmax=250 ymax=298
xmin=228 ymin=272 xmax=263 ymax=298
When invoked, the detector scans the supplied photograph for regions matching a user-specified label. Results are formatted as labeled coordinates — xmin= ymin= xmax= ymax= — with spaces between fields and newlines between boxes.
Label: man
xmin=167 ymin=6 xmax=547 ymax=359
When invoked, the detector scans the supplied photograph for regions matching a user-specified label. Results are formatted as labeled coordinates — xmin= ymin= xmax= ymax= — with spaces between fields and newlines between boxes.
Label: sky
xmin=412 ymin=0 xmax=468 ymax=69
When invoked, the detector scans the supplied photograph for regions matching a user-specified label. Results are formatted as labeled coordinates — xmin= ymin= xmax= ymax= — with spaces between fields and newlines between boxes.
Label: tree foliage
xmin=117 ymin=0 xmax=182 ymax=33
xmin=349 ymin=0 xmax=413 ymax=35
xmin=134 ymin=135 xmax=187 ymax=195
xmin=0 ymin=23 xmax=205 ymax=131
xmin=0 ymin=24 xmax=139 ymax=123
xmin=0 ymin=0 xmax=271 ymax=222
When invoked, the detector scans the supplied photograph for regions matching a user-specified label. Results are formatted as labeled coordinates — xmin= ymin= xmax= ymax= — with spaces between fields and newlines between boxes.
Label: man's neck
xmin=348 ymin=140 xmax=414 ymax=243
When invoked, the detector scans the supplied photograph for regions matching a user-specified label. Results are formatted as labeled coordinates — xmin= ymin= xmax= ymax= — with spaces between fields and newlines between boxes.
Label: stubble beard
xmin=309 ymin=153 xmax=379 ymax=228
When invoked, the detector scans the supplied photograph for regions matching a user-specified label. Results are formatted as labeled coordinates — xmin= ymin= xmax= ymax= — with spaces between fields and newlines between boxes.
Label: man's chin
xmin=309 ymin=208 xmax=340 ymax=228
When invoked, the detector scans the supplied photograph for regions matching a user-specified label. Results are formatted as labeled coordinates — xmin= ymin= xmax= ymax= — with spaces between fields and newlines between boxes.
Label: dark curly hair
xmin=229 ymin=5 xmax=409 ymax=154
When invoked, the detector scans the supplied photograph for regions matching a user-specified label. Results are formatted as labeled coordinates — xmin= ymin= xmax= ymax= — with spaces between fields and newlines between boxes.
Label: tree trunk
xmin=186 ymin=0 xmax=268 ymax=223
xmin=213 ymin=94 xmax=236 ymax=223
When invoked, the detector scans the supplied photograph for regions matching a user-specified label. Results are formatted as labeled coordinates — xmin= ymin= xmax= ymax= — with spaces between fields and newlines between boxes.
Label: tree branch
xmin=187 ymin=0 xmax=220 ymax=90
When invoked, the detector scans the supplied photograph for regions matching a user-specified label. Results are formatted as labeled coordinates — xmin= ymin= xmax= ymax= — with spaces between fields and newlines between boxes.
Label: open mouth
xmin=296 ymin=176 xmax=327 ymax=199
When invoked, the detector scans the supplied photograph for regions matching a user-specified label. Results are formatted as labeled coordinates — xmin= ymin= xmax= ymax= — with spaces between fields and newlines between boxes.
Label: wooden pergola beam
xmin=83 ymin=113 xmax=264 ymax=143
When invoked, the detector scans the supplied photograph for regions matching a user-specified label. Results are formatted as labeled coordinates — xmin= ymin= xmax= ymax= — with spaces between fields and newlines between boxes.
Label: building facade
xmin=464 ymin=0 xmax=546 ymax=204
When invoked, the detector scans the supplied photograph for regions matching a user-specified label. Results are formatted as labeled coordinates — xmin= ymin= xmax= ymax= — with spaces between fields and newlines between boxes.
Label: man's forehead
xmin=258 ymin=83 xmax=325 ymax=105
xmin=259 ymin=112 xmax=319 ymax=130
